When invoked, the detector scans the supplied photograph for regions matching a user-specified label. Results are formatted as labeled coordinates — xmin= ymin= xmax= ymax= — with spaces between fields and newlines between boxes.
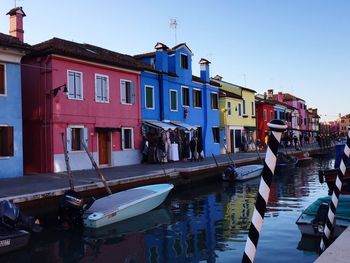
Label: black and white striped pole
xmin=242 ymin=120 xmax=287 ymax=263
xmin=320 ymin=125 xmax=350 ymax=251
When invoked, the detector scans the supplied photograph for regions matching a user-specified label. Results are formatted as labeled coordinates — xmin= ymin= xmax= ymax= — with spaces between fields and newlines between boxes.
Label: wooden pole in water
xmin=212 ymin=153 xmax=219 ymax=168
xmin=80 ymin=140 xmax=112 ymax=195
xmin=223 ymin=144 xmax=235 ymax=166
xmin=320 ymin=126 xmax=350 ymax=251
xmin=242 ymin=120 xmax=287 ymax=263
xmin=61 ymin=133 xmax=74 ymax=191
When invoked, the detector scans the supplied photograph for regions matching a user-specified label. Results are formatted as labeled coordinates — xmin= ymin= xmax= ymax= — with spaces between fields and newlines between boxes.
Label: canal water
xmin=1 ymin=157 xmax=334 ymax=263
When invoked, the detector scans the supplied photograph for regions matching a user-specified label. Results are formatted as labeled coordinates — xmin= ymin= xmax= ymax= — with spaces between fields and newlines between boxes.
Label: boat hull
xmin=297 ymin=157 xmax=312 ymax=167
xmin=84 ymin=184 xmax=174 ymax=228
xmin=0 ymin=229 xmax=30 ymax=255
xmin=235 ymin=164 xmax=264 ymax=181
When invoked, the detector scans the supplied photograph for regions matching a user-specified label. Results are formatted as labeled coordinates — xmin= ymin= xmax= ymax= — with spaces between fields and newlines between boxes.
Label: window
xmin=270 ymin=111 xmax=273 ymax=120
xmin=67 ymin=127 xmax=88 ymax=152
xmin=274 ymin=110 xmax=278 ymax=119
xmin=251 ymin=102 xmax=255 ymax=116
xmin=170 ymin=90 xmax=178 ymax=111
xmin=145 ymin=85 xmax=154 ymax=109
xmin=181 ymin=86 xmax=190 ymax=107
xmin=67 ymin=70 xmax=83 ymax=99
xmin=180 ymin=53 xmax=188 ymax=69
xmin=238 ymin=103 xmax=242 ymax=117
xmin=121 ymin=80 xmax=135 ymax=104
xmin=122 ymin=128 xmax=134 ymax=150
xmin=263 ymin=109 xmax=267 ymax=121
xmin=0 ymin=126 xmax=13 ymax=157
xmin=212 ymin=127 xmax=220 ymax=143
xmin=193 ymin=89 xmax=202 ymax=108
xmin=211 ymin=92 xmax=218 ymax=109
xmin=242 ymin=100 xmax=246 ymax=115
xmin=0 ymin=64 xmax=5 ymax=95
xmin=95 ymin=74 xmax=109 ymax=102
xmin=227 ymin=102 xmax=232 ymax=116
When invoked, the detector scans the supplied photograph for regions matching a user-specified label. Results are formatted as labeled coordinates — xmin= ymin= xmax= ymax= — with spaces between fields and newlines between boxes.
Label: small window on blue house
xmin=0 ymin=126 xmax=14 ymax=157
xmin=180 ymin=53 xmax=188 ymax=69
xmin=193 ymin=89 xmax=202 ymax=108
xmin=211 ymin=92 xmax=218 ymax=109
xmin=145 ymin=85 xmax=154 ymax=109
xmin=0 ymin=64 xmax=5 ymax=95
xmin=170 ymin=90 xmax=178 ymax=111
xmin=212 ymin=127 xmax=220 ymax=143
xmin=182 ymin=86 xmax=190 ymax=107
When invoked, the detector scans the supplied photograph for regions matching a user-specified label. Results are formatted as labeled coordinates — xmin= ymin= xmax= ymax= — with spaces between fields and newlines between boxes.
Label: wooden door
xmin=98 ymin=131 xmax=110 ymax=165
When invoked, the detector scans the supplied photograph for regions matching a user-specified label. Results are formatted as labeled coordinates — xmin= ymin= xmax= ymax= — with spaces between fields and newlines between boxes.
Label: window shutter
xmin=121 ymin=129 xmax=125 ymax=150
xmin=121 ymin=81 xmax=126 ymax=103
xmin=76 ymin=73 xmax=82 ymax=99
xmin=83 ymin=128 xmax=88 ymax=148
xmin=66 ymin=128 xmax=72 ymax=152
xmin=130 ymin=82 xmax=135 ymax=104
xmin=8 ymin=126 xmax=14 ymax=156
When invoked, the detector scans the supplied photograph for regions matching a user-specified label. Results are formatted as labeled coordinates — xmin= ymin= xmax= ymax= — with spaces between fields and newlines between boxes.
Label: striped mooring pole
xmin=320 ymin=126 xmax=350 ymax=251
xmin=242 ymin=120 xmax=287 ymax=263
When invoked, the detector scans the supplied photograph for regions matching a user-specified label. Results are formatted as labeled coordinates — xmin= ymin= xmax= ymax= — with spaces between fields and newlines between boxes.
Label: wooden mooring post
xmin=320 ymin=126 xmax=350 ymax=251
xmin=242 ymin=120 xmax=287 ymax=263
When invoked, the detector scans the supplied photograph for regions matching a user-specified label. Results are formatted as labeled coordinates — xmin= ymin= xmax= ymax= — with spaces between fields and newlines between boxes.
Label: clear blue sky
xmin=1 ymin=0 xmax=349 ymax=121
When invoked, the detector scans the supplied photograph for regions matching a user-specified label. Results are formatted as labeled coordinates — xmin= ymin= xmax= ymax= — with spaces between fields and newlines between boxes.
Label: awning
xmin=170 ymin=121 xmax=198 ymax=131
xmin=144 ymin=120 xmax=178 ymax=131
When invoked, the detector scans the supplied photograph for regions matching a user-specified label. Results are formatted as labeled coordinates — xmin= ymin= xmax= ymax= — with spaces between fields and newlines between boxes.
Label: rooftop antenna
xmin=14 ymin=0 xmax=23 ymax=7
xmin=169 ymin=18 xmax=178 ymax=45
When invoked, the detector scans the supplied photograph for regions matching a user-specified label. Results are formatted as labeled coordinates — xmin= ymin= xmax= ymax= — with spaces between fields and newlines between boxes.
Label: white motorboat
xmin=83 ymin=184 xmax=174 ymax=228
xmin=296 ymin=195 xmax=350 ymax=237
xmin=222 ymin=164 xmax=264 ymax=181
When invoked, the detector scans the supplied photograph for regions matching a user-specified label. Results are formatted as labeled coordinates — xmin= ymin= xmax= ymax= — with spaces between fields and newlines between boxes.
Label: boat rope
xmin=242 ymin=120 xmax=287 ymax=263
xmin=320 ymin=126 xmax=350 ymax=251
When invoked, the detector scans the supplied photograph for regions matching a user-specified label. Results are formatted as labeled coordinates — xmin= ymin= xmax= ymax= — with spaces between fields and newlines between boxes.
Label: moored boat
xmin=0 ymin=228 xmax=30 ymax=255
xmin=222 ymin=164 xmax=264 ymax=181
xmin=83 ymin=184 xmax=174 ymax=228
xmin=275 ymin=152 xmax=298 ymax=172
xmin=296 ymin=156 xmax=313 ymax=167
xmin=296 ymin=195 xmax=350 ymax=237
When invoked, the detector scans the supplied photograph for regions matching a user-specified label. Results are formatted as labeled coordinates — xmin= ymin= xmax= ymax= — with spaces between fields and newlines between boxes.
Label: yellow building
xmin=212 ymin=75 xmax=257 ymax=153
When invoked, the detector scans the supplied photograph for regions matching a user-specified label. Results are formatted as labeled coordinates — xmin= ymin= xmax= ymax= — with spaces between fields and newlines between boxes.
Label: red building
xmin=255 ymin=95 xmax=275 ymax=147
xmin=22 ymin=38 xmax=146 ymax=173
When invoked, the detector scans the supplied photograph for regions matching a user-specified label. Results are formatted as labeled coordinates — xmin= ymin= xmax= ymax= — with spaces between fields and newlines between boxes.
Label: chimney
xmin=7 ymin=7 xmax=26 ymax=42
xmin=277 ymin=92 xmax=283 ymax=102
xmin=154 ymin=42 xmax=169 ymax=72
xmin=213 ymin=75 xmax=222 ymax=81
xmin=199 ymin=58 xmax=210 ymax=83
xmin=267 ymin=89 xmax=273 ymax=99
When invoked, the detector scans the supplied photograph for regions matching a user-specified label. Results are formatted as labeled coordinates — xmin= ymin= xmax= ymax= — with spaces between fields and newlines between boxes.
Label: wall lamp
xmin=53 ymin=84 xmax=68 ymax=97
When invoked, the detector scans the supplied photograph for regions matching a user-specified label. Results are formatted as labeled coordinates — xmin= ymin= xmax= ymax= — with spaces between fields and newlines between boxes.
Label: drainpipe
xmin=158 ymin=73 xmax=164 ymax=120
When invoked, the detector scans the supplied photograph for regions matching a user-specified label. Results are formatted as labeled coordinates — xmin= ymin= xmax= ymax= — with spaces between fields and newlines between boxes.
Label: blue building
xmin=135 ymin=42 xmax=221 ymax=159
xmin=0 ymin=31 xmax=30 ymax=178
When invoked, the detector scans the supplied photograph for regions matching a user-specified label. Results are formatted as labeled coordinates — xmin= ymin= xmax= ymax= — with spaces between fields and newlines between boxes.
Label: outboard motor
xmin=312 ymin=202 xmax=329 ymax=234
xmin=0 ymin=200 xmax=41 ymax=232
xmin=223 ymin=164 xmax=238 ymax=180
xmin=58 ymin=190 xmax=85 ymax=230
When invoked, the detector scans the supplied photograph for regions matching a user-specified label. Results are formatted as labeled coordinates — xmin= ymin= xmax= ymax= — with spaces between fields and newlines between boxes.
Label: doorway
xmin=98 ymin=131 xmax=111 ymax=166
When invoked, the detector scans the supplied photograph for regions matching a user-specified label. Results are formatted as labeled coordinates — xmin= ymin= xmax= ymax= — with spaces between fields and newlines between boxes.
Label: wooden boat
xmin=83 ymin=184 xmax=174 ymax=228
xmin=0 ymin=228 xmax=30 ymax=255
xmin=296 ymin=156 xmax=313 ymax=167
xmin=296 ymin=195 xmax=350 ymax=237
xmin=222 ymin=164 xmax=264 ymax=181
xmin=275 ymin=152 xmax=298 ymax=172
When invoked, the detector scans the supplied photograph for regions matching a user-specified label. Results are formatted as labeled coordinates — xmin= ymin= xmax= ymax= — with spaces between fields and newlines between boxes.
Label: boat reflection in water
xmin=0 ymin=157 xmax=335 ymax=263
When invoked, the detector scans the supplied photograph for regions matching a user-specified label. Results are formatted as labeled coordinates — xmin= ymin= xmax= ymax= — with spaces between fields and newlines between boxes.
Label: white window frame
xmin=67 ymin=70 xmax=83 ymax=100
xmin=0 ymin=63 xmax=7 ymax=97
xmin=169 ymin=89 xmax=178 ymax=112
xmin=120 ymin=79 xmax=134 ymax=105
xmin=144 ymin=85 xmax=155 ymax=110
xmin=181 ymin=86 xmax=190 ymax=107
xmin=238 ymin=103 xmax=242 ymax=117
xmin=121 ymin=127 xmax=134 ymax=150
xmin=251 ymin=101 xmax=255 ymax=117
xmin=180 ymin=52 xmax=188 ymax=69
xmin=193 ymin=88 xmax=202 ymax=109
xmin=0 ymin=124 xmax=13 ymax=158
xmin=67 ymin=125 xmax=87 ymax=152
xmin=95 ymin=73 xmax=109 ymax=103
xmin=210 ymin=92 xmax=219 ymax=110
xmin=212 ymin=126 xmax=220 ymax=144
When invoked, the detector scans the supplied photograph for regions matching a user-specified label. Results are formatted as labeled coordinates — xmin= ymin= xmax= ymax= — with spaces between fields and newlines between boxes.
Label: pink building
xmin=22 ymin=38 xmax=145 ymax=173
